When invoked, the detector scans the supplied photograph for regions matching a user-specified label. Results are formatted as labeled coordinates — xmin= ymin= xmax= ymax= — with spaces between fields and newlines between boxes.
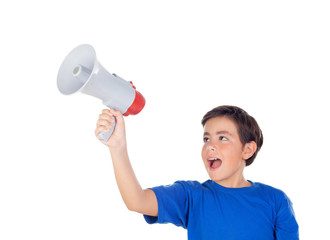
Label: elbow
xmin=125 ymin=200 xmax=141 ymax=213
xmin=122 ymin=189 xmax=152 ymax=214
xmin=126 ymin=204 xmax=136 ymax=212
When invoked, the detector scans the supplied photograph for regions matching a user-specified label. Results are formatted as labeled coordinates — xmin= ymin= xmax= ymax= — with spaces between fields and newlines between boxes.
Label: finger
xmin=101 ymin=109 xmax=115 ymax=118
xmin=102 ymin=109 xmax=112 ymax=115
xmin=105 ymin=108 xmax=119 ymax=115
xmin=98 ymin=113 xmax=115 ymax=123
xmin=95 ymin=125 xmax=113 ymax=138
xmin=96 ymin=119 xmax=114 ymax=129
xmin=108 ymin=109 xmax=124 ymax=122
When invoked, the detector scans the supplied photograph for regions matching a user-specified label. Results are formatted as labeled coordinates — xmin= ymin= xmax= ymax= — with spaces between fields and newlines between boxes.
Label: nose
xmin=207 ymin=144 xmax=216 ymax=151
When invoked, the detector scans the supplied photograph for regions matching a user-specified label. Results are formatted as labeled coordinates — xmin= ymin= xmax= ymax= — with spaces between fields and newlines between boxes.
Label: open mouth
xmin=208 ymin=158 xmax=222 ymax=170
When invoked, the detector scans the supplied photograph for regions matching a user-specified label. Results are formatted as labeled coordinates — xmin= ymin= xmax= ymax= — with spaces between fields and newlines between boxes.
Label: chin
xmin=208 ymin=173 xmax=224 ymax=182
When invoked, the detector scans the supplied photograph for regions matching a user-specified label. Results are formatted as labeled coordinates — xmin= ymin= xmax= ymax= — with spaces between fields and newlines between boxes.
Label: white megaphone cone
xmin=57 ymin=44 xmax=145 ymax=142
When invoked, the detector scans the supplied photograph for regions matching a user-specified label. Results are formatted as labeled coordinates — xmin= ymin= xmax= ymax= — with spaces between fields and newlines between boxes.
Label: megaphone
xmin=57 ymin=44 xmax=146 ymax=142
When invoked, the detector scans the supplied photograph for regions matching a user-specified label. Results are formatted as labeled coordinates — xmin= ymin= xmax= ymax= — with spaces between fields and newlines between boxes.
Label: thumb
xmin=109 ymin=109 xmax=124 ymax=123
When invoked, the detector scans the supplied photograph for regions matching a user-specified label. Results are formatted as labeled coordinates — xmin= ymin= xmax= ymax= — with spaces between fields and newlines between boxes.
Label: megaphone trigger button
xmin=130 ymin=81 xmax=136 ymax=89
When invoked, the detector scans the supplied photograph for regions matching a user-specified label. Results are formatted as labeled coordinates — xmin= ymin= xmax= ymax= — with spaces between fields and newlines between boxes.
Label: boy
xmin=95 ymin=105 xmax=299 ymax=239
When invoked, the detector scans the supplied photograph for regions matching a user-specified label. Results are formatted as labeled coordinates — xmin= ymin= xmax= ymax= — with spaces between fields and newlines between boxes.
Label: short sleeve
xmin=143 ymin=181 xmax=190 ymax=229
xmin=274 ymin=191 xmax=299 ymax=239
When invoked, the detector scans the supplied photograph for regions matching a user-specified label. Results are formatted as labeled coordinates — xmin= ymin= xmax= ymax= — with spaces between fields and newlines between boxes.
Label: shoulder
xmin=174 ymin=180 xmax=213 ymax=190
xmin=253 ymin=182 xmax=287 ymax=196
xmin=159 ymin=180 xmax=214 ymax=199
xmin=253 ymin=182 xmax=293 ymax=208
xmin=252 ymin=183 xmax=299 ymax=238
xmin=150 ymin=180 xmax=205 ymax=197
xmin=172 ymin=180 xmax=208 ymax=193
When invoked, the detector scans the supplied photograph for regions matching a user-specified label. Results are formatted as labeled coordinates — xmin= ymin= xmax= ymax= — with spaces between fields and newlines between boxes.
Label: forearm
xmin=96 ymin=109 xmax=157 ymax=216
xmin=109 ymin=146 xmax=145 ymax=212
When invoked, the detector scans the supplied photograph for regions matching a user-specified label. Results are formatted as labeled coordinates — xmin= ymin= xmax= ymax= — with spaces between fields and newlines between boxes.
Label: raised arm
xmin=95 ymin=109 xmax=158 ymax=216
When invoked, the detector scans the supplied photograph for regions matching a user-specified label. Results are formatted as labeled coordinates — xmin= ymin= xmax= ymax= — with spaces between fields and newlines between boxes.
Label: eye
xmin=203 ymin=137 xmax=210 ymax=143
xmin=219 ymin=136 xmax=228 ymax=141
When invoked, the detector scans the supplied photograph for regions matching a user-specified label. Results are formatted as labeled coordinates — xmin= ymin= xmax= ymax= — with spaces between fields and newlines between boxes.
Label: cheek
xmin=220 ymin=144 xmax=242 ymax=159
xmin=201 ymin=146 xmax=206 ymax=159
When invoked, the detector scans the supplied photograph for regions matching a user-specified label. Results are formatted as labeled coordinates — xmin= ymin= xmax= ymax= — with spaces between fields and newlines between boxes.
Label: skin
xmin=95 ymin=109 xmax=158 ymax=216
xmin=202 ymin=116 xmax=257 ymax=188
xmin=95 ymin=110 xmax=257 ymax=218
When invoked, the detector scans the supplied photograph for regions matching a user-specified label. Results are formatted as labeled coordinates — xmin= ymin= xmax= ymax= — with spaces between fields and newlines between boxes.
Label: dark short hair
xmin=201 ymin=105 xmax=263 ymax=166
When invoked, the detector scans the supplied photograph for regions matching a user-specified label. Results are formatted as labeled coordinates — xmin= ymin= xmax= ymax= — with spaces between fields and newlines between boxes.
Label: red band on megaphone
xmin=124 ymin=90 xmax=146 ymax=116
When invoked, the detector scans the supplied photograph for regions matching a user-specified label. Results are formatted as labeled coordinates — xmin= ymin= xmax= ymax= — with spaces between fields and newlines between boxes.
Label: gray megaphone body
xmin=57 ymin=44 xmax=146 ymax=142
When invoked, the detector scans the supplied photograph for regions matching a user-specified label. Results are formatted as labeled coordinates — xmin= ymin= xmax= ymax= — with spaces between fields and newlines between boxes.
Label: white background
xmin=0 ymin=1 xmax=329 ymax=239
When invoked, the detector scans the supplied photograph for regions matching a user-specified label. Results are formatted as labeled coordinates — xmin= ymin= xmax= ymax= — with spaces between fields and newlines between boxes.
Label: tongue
xmin=211 ymin=159 xmax=222 ymax=168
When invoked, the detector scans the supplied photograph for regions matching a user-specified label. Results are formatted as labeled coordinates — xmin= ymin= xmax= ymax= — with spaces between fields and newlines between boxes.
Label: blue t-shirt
xmin=144 ymin=180 xmax=299 ymax=239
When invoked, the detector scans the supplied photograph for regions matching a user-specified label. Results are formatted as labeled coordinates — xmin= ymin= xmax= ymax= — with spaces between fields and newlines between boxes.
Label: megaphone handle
xmin=98 ymin=118 xmax=116 ymax=143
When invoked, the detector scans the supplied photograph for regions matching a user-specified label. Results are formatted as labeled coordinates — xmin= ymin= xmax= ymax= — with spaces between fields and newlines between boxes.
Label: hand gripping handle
xmin=97 ymin=118 xmax=116 ymax=143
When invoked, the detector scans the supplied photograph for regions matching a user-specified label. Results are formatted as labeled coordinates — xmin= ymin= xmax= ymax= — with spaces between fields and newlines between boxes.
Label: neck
xmin=214 ymin=162 xmax=251 ymax=188
xmin=215 ymin=176 xmax=251 ymax=188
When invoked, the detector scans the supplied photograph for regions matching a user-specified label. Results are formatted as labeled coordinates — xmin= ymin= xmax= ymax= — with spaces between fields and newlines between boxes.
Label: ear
xmin=242 ymin=141 xmax=257 ymax=160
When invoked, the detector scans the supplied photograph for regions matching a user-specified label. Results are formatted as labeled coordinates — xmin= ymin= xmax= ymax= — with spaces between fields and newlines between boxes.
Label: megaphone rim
xmin=57 ymin=44 xmax=98 ymax=95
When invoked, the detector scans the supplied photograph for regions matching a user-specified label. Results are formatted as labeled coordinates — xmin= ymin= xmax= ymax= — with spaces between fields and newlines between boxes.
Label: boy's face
xmin=202 ymin=116 xmax=252 ymax=187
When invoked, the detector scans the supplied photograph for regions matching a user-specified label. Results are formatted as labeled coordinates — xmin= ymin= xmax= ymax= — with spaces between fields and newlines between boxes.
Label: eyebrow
xmin=203 ymin=131 xmax=234 ymax=137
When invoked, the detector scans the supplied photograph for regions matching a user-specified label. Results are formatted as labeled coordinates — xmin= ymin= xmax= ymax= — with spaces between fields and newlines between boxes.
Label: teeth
xmin=208 ymin=158 xmax=218 ymax=161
